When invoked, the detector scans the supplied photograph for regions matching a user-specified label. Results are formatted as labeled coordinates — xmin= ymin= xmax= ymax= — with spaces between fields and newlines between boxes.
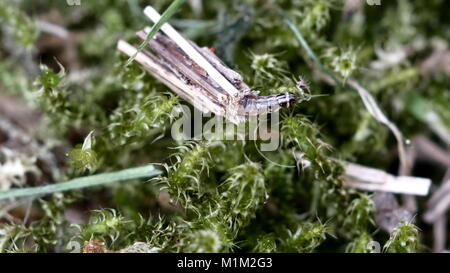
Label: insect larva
xmin=119 ymin=6 xmax=300 ymax=124
xmin=238 ymin=92 xmax=297 ymax=116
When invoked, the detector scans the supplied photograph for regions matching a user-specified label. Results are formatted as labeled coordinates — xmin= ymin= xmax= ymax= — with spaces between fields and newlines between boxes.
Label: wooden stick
xmin=342 ymin=162 xmax=431 ymax=196
xmin=143 ymin=5 xmax=241 ymax=98
xmin=117 ymin=40 xmax=225 ymax=116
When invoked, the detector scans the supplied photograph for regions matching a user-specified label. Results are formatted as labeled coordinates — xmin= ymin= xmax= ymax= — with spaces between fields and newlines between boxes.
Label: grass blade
xmin=0 ymin=165 xmax=162 ymax=200
xmin=125 ymin=0 xmax=186 ymax=66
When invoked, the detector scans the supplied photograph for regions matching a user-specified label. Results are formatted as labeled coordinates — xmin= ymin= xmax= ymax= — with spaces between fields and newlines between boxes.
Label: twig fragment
xmin=342 ymin=162 xmax=431 ymax=196
xmin=143 ymin=5 xmax=241 ymax=98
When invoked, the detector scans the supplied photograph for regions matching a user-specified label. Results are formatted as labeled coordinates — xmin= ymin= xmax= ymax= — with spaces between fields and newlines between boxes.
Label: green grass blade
xmin=0 ymin=165 xmax=162 ymax=200
xmin=278 ymin=9 xmax=339 ymax=84
xmin=125 ymin=0 xmax=186 ymax=66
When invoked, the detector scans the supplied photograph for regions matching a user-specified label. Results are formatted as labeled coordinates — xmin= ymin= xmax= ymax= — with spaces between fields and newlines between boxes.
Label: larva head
xmin=296 ymin=76 xmax=310 ymax=93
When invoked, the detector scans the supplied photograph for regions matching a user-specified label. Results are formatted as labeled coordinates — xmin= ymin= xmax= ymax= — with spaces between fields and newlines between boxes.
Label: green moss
xmin=0 ymin=0 xmax=447 ymax=253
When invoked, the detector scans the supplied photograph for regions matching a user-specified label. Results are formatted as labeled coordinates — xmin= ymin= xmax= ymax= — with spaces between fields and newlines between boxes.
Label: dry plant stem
xmin=22 ymin=199 xmax=33 ymax=224
xmin=399 ymin=145 xmax=417 ymax=213
xmin=142 ymin=27 xmax=251 ymax=92
xmin=36 ymin=20 xmax=69 ymax=39
xmin=298 ymin=155 xmax=431 ymax=195
xmin=137 ymin=31 xmax=229 ymax=104
xmin=117 ymin=40 xmax=225 ymax=116
xmin=345 ymin=80 xmax=408 ymax=172
xmin=3 ymin=213 xmax=15 ymax=223
xmin=433 ymin=215 xmax=447 ymax=253
xmin=425 ymin=184 xmax=450 ymax=221
xmin=422 ymin=111 xmax=450 ymax=148
xmin=426 ymin=168 xmax=450 ymax=252
xmin=144 ymin=5 xmax=241 ymax=99
xmin=413 ymin=136 xmax=450 ymax=167
xmin=417 ymin=138 xmax=450 ymax=248
xmin=342 ymin=162 xmax=430 ymax=196
xmin=424 ymin=168 xmax=450 ymax=223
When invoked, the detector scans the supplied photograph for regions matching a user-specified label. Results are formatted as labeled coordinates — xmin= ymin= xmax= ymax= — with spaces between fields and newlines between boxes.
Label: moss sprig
xmin=0 ymin=2 xmax=37 ymax=49
xmin=383 ymin=221 xmax=420 ymax=253
xmin=219 ymin=161 xmax=267 ymax=234
xmin=278 ymin=221 xmax=330 ymax=253
xmin=155 ymin=141 xmax=215 ymax=212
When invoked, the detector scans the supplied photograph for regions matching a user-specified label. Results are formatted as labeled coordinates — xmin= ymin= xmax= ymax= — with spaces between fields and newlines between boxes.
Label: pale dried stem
xmin=36 ymin=20 xmax=69 ymax=39
xmin=143 ymin=6 xmax=241 ymax=99
xmin=342 ymin=161 xmax=430 ymax=196
xmin=433 ymin=214 xmax=447 ymax=253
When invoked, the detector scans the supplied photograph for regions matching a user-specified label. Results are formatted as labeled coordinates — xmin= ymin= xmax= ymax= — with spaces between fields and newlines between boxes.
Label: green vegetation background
xmin=0 ymin=0 xmax=449 ymax=253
